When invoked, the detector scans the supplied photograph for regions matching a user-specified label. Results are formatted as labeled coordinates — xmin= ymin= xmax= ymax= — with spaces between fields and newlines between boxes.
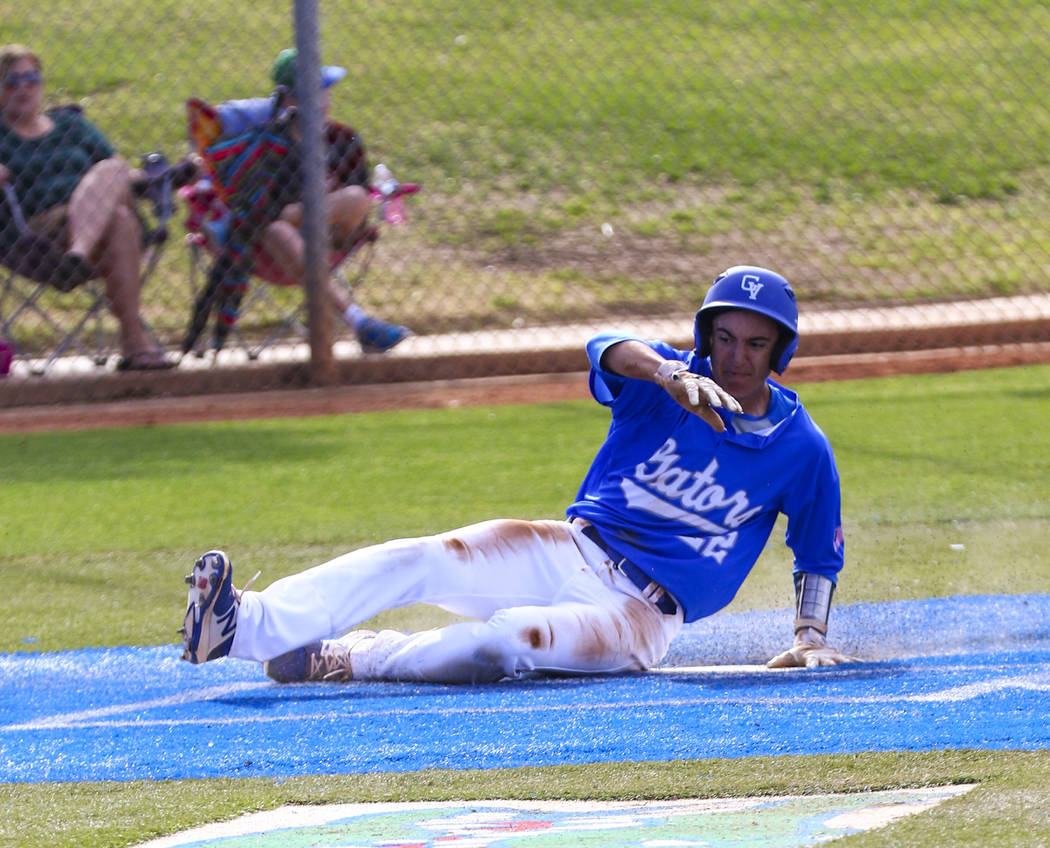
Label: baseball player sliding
xmin=181 ymin=265 xmax=856 ymax=683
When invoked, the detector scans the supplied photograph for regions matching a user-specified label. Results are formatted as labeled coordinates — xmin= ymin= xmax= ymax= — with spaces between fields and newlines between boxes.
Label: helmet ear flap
xmin=694 ymin=308 xmax=723 ymax=359
xmin=769 ymin=328 xmax=798 ymax=375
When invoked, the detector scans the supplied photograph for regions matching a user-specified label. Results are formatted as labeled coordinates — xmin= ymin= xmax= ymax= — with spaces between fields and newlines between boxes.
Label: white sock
xmin=342 ymin=303 xmax=367 ymax=329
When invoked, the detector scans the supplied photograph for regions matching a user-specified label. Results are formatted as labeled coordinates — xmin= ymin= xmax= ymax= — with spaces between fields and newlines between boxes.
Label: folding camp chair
xmin=180 ymin=94 xmax=419 ymax=360
xmin=0 ymin=147 xmax=177 ymax=376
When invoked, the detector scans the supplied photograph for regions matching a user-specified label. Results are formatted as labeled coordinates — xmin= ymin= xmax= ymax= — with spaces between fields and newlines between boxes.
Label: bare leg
xmin=258 ymin=186 xmax=408 ymax=352
xmin=259 ymin=185 xmax=371 ymax=315
xmin=258 ymin=218 xmax=304 ymax=278
xmin=90 ymin=205 xmax=152 ymax=357
xmin=326 ymin=185 xmax=371 ymax=252
xmin=258 ymin=219 xmax=349 ymax=308
xmin=66 ymin=158 xmax=165 ymax=361
xmin=66 ymin=158 xmax=133 ymax=260
xmin=276 ymin=185 xmax=371 ymax=250
xmin=324 ymin=186 xmax=371 ymax=314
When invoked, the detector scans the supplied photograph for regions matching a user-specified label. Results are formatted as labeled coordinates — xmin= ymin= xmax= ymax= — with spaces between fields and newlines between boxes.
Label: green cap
xmin=271 ymin=48 xmax=347 ymax=90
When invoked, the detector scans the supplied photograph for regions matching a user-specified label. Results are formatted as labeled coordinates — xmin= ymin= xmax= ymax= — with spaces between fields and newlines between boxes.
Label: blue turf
xmin=1 ymin=595 xmax=1048 ymax=783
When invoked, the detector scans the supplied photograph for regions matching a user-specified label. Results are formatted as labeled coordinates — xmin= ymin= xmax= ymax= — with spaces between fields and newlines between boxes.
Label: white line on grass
xmin=1 ymin=681 xmax=270 ymax=731
xmin=5 ymin=670 xmax=1048 ymax=732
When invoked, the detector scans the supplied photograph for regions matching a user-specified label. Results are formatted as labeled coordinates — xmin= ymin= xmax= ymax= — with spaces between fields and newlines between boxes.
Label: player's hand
xmin=654 ymin=360 xmax=742 ymax=432
xmin=766 ymin=628 xmax=860 ymax=669
xmin=0 ymin=164 xmax=10 ymax=186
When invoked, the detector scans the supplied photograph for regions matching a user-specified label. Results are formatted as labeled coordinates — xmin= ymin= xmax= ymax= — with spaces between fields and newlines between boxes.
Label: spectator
xmin=262 ymin=48 xmax=411 ymax=354
xmin=0 ymin=44 xmax=174 ymax=370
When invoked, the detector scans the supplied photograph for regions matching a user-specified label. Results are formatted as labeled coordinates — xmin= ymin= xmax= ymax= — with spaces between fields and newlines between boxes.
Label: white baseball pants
xmin=230 ymin=518 xmax=683 ymax=683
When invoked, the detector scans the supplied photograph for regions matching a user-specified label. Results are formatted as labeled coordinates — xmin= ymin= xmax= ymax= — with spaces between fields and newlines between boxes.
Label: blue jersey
xmin=565 ymin=333 xmax=844 ymax=623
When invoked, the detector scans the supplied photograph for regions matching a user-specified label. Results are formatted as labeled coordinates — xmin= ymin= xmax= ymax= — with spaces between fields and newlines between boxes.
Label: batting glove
xmin=654 ymin=360 xmax=742 ymax=432
xmin=766 ymin=627 xmax=860 ymax=669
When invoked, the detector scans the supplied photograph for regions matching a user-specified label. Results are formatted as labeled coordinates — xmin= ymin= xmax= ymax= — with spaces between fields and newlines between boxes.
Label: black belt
xmin=579 ymin=524 xmax=678 ymax=616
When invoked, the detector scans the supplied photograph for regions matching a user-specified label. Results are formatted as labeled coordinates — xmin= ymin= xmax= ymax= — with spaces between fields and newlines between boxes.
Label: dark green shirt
xmin=0 ymin=108 xmax=115 ymax=255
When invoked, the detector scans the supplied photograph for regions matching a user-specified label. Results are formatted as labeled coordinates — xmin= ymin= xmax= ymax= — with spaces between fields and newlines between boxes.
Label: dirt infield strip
xmin=2 ymin=340 xmax=1049 ymax=433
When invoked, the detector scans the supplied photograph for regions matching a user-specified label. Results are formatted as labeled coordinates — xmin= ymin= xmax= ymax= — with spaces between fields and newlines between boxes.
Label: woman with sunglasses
xmin=0 ymin=44 xmax=173 ymax=370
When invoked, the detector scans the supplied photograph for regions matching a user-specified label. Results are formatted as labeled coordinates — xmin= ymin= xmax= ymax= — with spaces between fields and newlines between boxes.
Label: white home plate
xmin=136 ymin=785 xmax=974 ymax=847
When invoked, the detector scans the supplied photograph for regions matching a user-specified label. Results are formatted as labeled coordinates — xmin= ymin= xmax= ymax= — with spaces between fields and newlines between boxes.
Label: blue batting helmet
xmin=693 ymin=266 xmax=799 ymax=374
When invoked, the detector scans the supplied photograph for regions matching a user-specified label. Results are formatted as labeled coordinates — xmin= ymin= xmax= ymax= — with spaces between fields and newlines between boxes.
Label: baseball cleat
xmin=263 ymin=630 xmax=376 ymax=683
xmin=180 ymin=550 xmax=239 ymax=664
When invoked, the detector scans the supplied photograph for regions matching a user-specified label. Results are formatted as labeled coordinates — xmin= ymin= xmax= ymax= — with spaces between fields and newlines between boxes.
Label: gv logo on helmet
xmin=740 ymin=274 xmax=764 ymax=300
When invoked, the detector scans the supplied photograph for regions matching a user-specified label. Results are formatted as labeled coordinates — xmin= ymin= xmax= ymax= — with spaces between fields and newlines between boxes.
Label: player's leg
xmin=345 ymin=575 xmax=681 ymax=683
xmin=260 ymin=522 xmax=683 ymax=683
xmin=225 ymin=519 xmax=587 ymax=662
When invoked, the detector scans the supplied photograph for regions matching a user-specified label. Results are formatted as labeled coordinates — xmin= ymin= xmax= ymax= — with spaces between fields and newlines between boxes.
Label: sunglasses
xmin=3 ymin=70 xmax=43 ymax=89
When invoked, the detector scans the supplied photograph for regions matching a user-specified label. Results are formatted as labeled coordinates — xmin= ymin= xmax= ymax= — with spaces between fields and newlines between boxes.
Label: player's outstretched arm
xmin=600 ymin=341 xmax=741 ymax=432
xmin=766 ymin=571 xmax=860 ymax=669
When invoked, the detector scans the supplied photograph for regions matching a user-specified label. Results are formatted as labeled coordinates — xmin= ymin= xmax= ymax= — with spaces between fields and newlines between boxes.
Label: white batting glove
xmin=654 ymin=360 xmax=742 ymax=432
xmin=766 ymin=627 xmax=860 ymax=669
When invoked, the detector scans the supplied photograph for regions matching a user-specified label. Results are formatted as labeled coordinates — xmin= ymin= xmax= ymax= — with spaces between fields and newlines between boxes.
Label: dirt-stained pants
xmin=231 ymin=518 xmax=682 ymax=683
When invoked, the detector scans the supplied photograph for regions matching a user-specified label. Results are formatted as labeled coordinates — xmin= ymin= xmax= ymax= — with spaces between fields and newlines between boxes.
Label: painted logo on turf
xmin=133 ymin=789 xmax=975 ymax=848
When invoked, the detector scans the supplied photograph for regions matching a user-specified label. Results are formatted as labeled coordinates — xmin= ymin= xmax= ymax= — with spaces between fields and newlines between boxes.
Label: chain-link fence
xmin=2 ymin=1 xmax=1049 ymax=399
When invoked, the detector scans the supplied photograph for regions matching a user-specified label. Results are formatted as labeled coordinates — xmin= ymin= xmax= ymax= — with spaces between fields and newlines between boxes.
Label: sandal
xmin=117 ymin=349 xmax=176 ymax=371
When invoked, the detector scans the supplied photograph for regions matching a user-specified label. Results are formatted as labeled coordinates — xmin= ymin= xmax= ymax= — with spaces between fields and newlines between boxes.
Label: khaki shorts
xmin=13 ymin=205 xmax=90 ymax=291
xmin=27 ymin=204 xmax=71 ymax=250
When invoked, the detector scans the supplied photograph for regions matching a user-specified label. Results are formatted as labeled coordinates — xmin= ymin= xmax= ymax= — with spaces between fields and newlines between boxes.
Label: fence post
xmin=294 ymin=0 xmax=336 ymax=385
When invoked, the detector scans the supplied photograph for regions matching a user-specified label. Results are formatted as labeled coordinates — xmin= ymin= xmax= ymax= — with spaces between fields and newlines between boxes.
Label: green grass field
xmin=5 ymin=0 xmax=1050 ymax=344
xmin=1 ymin=365 xmax=1049 ymax=846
